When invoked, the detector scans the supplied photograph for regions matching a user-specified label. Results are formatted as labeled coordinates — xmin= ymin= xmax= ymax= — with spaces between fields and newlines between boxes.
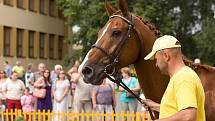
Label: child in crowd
xmin=21 ymin=87 xmax=35 ymax=121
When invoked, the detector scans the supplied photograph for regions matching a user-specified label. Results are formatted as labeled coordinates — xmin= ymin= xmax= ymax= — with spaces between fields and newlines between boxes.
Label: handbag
xmin=33 ymin=88 xmax=46 ymax=98
xmin=126 ymin=78 xmax=140 ymax=98
xmin=126 ymin=91 xmax=140 ymax=98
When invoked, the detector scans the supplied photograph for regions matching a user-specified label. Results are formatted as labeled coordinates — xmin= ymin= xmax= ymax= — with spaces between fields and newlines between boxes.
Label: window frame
xmin=16 ymin=29 xmax=24 ymax=57
xmin=29 ymin=0 xmax=36 ymax=12
xmin=58 ymin=36 xmax=63 ymax=60
xmin=49 ymin=34 xmax=55 ymax=59
xmin=3 ymin=27 xmax=11 ymax=57
xmin=17 ymin=0 xmax=25 ymax=9
xmin=39 ymin=0 xmax=46 ymax=15
xmin=39 ymin=33 xmax=45 ymax=58
xmin=28 ymin=31 xmax=35 ymax=58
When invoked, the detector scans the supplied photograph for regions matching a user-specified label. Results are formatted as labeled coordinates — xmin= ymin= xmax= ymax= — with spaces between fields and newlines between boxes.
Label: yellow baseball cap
xmin=144 ymin=35 xmax=181 ymax=60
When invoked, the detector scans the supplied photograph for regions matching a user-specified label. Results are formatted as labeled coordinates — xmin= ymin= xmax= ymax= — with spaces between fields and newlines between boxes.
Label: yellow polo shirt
xmin=159 ymin=66 xmax=205 ymax=121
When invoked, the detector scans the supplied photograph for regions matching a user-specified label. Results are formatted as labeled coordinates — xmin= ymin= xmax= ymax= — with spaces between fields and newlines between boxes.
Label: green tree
xmin=194 ymin=18 xmax=215 ymax=66
xmin=57 ymin=0 xmax=215 ymax=65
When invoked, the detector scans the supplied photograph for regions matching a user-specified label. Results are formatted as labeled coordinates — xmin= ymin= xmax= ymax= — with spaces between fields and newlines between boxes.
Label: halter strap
xmin=110 ymin=15 xmax=134 ymax=26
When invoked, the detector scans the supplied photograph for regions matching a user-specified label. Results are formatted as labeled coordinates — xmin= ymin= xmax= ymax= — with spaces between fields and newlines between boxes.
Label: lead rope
xmin=106 ymin=75 xmax=155 ymax=120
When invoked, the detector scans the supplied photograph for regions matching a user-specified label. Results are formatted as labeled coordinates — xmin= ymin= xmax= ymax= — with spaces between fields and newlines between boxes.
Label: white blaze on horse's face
xmin=79 ymin=22 xmax=112 ymax=73
xmin=96 ymin=22 xmax=111 ymax=44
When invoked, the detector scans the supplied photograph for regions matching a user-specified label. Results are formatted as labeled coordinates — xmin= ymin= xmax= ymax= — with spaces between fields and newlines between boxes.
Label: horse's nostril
xmin=82 ymin=66 xmax=94 ymax=78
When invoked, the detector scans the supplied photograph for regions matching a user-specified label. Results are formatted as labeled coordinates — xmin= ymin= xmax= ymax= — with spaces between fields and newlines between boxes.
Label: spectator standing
xmin=119 ymin=67 xmax=140 ymax=113
xmin=31 ymin=63 xmax=46 ymax=110
xmin=2 ymin=71 xmax=25 ymax=111
xmin=25 ymin=63 xmax=34 ymax=93
xmin=68 ymin=60 xmax=80 ymax=108
xmin=52 ymin=71 xmax=70 ymax=121
xmin=50 ymin=65 xmax=63 ymax=85
xmin=72 ymin=70 xmax=93 ymax=115
xmin=12 ymin=61 xmax=25 ymax=81
xmin=92 ymin=78 xmax=116 ymax=121
xmin=33 ymin=76 xmax=46 ymax=111
xmin=21 ymin=87 xmax=35 ymax=121
xmin=43 ymin=69 xmax=52 ymax=111
xmin=3 ymin=61 xmax=11 ymax=78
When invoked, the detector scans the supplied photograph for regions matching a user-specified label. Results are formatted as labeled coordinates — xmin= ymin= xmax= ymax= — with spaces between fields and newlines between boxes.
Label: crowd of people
xmin=0 ymin=60 xmax=146 ymax=121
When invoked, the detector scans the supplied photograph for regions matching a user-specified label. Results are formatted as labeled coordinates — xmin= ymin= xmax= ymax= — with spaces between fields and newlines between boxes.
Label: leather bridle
xmin=92 ymin=14 xmax=135 ymax=76
xmin=91 ymin=14 xmax=156 ymax=120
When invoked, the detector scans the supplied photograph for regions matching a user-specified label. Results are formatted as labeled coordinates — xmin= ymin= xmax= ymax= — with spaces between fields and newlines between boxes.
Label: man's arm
xmin=142 ymin=99 xmax=197 ymax=121
xmin=155 ymin=107 xmax=196 ymax=121
xmin=141 ymin=99 xmax=160 ymax=112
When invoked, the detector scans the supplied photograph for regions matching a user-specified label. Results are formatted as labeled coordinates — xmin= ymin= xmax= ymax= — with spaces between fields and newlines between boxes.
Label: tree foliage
xmin=194 ymin=18 xmax=215 ymax=66
xmin=57 ymin=0 xmax=215 ymax=65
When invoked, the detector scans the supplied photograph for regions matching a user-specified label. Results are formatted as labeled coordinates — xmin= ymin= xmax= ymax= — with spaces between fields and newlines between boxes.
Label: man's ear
xmin=163 ymin=50 xmax=170 ymax=62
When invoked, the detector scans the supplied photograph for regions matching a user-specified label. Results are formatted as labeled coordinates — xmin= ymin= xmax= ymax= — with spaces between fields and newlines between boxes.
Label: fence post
xmin=33 ymin=111 xmax=36 ymax=121
xmin=62 ymin=111 xmax=65 ymax=121
xmin=132 ymin=111 xmax=135 ymax=121
xmin=1 ymin=110 xmax=4 ymax=121
xmin=38 ymin=110 xmax=41 ymax=121
xmin=47 ymin=110 xmax=51 ymax=121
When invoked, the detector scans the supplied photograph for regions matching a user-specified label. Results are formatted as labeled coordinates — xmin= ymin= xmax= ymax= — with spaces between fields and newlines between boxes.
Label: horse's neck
xmin=134 ymin=61 xmax=169 ymax=103
xmin=133 ymin=17 xmax=169 ymax=102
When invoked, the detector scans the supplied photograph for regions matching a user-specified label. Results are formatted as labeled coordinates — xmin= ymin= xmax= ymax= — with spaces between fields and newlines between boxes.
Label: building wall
xmin=0 ymin=0 xmax=70 ymax=71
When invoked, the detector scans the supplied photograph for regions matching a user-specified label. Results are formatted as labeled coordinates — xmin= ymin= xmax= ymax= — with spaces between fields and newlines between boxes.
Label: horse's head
xmin=79 ymin=0 xmax=157 ymax=84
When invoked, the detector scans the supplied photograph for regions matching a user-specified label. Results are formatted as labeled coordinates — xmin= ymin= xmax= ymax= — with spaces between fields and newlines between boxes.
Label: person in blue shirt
xmin=119 ymin=67 xmax=141 ymax=113
xmin=3 ymin=61 xmax=11 ymax=78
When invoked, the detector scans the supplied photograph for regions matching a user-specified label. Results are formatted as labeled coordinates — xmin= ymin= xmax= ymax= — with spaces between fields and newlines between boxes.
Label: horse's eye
xmin=112 ymin=30 xmax=120 ymax=37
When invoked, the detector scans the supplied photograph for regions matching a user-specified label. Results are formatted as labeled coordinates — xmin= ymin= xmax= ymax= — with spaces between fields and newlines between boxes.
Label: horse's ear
xmin=105 ymin=0 xmax=117 ymax=16
xmin=118 ymin=0 xmax=129 ymax=16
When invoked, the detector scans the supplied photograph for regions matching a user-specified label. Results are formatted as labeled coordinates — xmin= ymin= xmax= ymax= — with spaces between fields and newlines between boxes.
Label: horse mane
xmin=183 ymin=56 xmax=215 ymax=72
xmin=135 ymin=15 xmax=162 ymax=37
xmin=134 ymin=14 xmax=215 ymax=72
xmin=112 ymin=11 xmax=162 ymax=37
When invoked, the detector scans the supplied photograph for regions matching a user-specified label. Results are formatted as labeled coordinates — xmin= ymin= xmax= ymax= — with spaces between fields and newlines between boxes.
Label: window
xmin=39 ymin=0 xmax=45 ymax=14
xmin=3 ymin=0 xmax=12 ymax=6
xmin=29 ymin=0 xmax=35 ymax=11
xmin=49 ymin=34 xmax=55 ymax=59
xmin=49 ymin=0 xmax=55 ymax=16
xmin=58 ymin=36 xmax=63 ymax=60
xmin=17 ymin=29 xmax=23 ymax=57
xmin=58 ymin=9 xmax=64 ymax=19
xmin=39 ymin=33 xmax=45 ymax=58
xmin=3 ymin=27 xmax=11 ymax=56
xmin=17 ymin=0 xmax=24 ymax=9
xmin=29 ymin=31 xmax=34 ymax=58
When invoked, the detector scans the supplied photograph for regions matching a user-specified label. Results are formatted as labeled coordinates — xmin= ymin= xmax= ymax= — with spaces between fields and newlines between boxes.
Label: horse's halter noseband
xmin=92 ymin=14 xmax=135 ymax=76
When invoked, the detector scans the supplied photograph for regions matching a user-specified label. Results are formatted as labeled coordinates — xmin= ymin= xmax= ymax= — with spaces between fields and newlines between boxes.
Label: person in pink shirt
xmin=21 ymin=87 xmax=35 ymax=121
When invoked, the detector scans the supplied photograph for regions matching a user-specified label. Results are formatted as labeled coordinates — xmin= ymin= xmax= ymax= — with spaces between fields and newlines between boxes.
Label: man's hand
xmin=141 ymin=99 xmax=160 ymax=112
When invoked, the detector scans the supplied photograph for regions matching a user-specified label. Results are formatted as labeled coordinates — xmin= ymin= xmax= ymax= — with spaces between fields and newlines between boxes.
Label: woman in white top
xmin=2 ymin=71 xmax=25 ymax=111
xmin=52 ymin=70 xmax=70 ymax=121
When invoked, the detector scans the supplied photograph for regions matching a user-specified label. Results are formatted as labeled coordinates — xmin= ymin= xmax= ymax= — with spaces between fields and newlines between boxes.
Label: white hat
xmin=144 ymin=35 xmax=181 ymax=60
xmin=194 ymin=58 xmax=201 ymax=64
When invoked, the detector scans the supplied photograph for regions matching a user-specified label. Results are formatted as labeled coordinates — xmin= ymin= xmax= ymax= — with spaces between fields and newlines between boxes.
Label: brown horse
xmin=79 ymin=0 xmax=215 ymax=120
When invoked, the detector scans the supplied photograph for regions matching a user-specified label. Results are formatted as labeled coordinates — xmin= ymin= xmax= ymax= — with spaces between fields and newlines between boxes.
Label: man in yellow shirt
xmin=12 ymin=61 xmax=25 ymax=80
xmin=143 ymin=35 xmax=205 ymax=121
